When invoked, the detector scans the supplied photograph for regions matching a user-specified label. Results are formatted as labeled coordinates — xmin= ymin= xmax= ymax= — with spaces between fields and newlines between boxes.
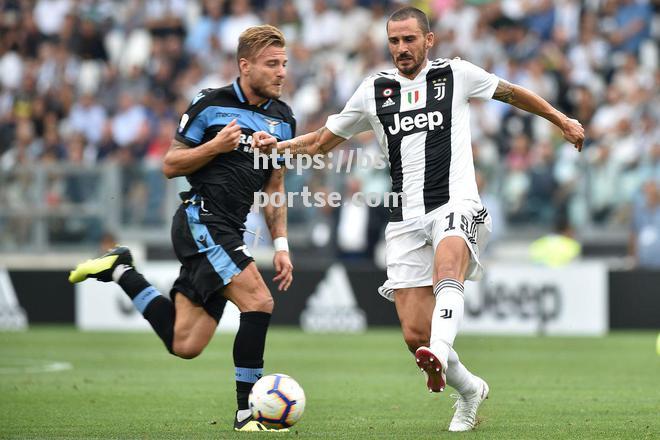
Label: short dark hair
xmin=387 ymin=6 xmax=430 ymax=34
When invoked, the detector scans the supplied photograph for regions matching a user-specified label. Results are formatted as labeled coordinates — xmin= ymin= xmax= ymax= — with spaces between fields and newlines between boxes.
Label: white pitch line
xmin=0 ymin=359 xmax=73 ymax=374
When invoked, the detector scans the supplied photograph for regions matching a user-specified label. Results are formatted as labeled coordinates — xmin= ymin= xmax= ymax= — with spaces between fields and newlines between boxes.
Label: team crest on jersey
xmin=406 ymin=89 xmax=421 ymax=105
xmin=433 ymin=79 xmax=446 ymax=101
xmin=263 ymin=118 xmax=281 ymax=134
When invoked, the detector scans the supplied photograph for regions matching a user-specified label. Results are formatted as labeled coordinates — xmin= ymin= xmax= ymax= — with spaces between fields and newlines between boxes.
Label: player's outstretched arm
xmin=492 ymin=80 xmax=585 ymax=151
xmin=262 ymin=167 xmax=293 ymax=291
xmin=254 ymin=126 xmax=346 ymax=157
xmin=162 ymin=120 xmax=242 ymax=178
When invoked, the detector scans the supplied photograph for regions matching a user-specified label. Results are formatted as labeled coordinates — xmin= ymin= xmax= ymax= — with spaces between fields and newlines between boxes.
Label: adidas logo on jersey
xmin=387 ymin=111 xmax=444 ymax=135
xmin=382 ymin=97 xmax=396 ymax=108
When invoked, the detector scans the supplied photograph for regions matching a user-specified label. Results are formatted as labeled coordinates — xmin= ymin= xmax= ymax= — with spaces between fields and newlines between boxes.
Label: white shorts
xmin=378 ymin=200 xmax=492 ymax=302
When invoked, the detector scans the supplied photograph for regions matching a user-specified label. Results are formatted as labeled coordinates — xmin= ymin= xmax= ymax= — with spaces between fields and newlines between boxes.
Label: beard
xmin=252 ymin=81 xmax=281 ymax=100
xmin=397 ymin=60 xmax=422 ymax=75
xmin=393 ymin=50 xmax=425 ymax=76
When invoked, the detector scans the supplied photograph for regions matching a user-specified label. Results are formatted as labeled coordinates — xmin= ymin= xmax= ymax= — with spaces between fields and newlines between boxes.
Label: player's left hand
xmin=561 ymin=117 xmax=585 ymax=152
xmin=252 ymin=131 xmax=278 ymax=153
xmin=272 ymin=251 xmax=293 ymax=291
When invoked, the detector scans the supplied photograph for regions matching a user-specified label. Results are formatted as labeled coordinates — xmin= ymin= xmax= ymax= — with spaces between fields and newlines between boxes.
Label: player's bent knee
xmin=226 ymin=273 xmax=274 ymax=313
xmin=434 ymin=264 xmax=463 ymax=282
xmin=172 ymin=339 xmax=205 ymax=359
xmin=248 ymin=291 xmax=274 ymax=313
xmin=173 ymin=345 xmax=203 ymax=360
xmin=242 ymin=280 xmax=274 ymax=312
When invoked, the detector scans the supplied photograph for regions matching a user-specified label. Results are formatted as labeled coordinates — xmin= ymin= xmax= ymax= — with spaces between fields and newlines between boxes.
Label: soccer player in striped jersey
xmin=69 ymin=25 xmax=295 ymax=432
xmin=255 ymin=7 xmax=584 ymax=432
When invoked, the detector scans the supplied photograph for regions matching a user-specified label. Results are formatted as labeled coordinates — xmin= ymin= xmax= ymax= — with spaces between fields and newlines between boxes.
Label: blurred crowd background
xmin=0 ymin=0 xmax=658 ymax=267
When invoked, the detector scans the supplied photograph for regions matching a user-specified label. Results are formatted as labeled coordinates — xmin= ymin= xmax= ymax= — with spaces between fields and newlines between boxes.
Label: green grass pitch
xmin=1 ymin=327 xmax=659 ymax=439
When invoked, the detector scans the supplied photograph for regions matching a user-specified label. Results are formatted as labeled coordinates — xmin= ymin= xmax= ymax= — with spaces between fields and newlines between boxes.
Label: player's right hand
xmin=273 ymin=251 xmax=293 ymax=292
xmin=211 ymin=119 xmax=242 ymax=154
xmin=561 ymin=117 xmax=585 ymax=152
xmin=252 ymin=131 xmax=278 ymax=153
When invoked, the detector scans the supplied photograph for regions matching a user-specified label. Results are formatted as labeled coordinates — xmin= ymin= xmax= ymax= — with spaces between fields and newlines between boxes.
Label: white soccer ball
xmin=249 ymin=373 xmax=306 ymax=429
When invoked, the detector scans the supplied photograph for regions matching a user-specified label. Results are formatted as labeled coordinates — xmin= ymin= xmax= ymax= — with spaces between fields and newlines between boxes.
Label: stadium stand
xmin=0 ymin=0 xmax=657 ymax=264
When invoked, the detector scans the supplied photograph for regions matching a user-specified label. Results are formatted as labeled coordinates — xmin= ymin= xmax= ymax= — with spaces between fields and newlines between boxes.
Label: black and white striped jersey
xmin=326 ymin=58 xmax=499 ymax=222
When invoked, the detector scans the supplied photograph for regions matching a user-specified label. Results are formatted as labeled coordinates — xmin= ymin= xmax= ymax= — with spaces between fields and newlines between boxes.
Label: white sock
xmin=237 ymin=409 xmax=252 ymax=422
xmin=430 ymin=279 xmax=465 ymax=365
xmin=446 ymin=348 xmax=478 ymax=396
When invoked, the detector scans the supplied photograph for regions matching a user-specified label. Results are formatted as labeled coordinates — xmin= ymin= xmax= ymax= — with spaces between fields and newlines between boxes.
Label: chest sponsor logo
xmin=387 ymin=111 xmax=443 ymax=135
xmin=216 ymin=111 xmax=241 ymax=119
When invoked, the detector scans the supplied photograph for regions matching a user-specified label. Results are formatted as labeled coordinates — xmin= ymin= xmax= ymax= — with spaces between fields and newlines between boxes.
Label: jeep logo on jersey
xmin=387 ymin=111 xmax=443 ymax=135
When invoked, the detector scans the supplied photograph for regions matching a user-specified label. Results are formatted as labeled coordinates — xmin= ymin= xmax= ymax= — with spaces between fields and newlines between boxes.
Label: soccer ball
xmin=249 ymin=373 xmax=306 ymax=429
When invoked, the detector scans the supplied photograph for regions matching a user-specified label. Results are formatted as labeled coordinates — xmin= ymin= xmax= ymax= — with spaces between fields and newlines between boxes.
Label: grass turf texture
xmin=1 ymin=328 xmax=658 ymax=439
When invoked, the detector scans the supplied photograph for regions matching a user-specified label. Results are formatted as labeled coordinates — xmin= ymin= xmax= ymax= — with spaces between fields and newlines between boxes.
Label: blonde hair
xmin=237 ymin=25 xmax=286 ymax=62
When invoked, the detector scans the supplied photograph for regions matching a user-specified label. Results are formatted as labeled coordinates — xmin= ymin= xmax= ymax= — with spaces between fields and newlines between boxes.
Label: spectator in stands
xmin=587 ymin=144 xmax=620 ymax=224
xmin=220 ymin=0 xmax=260 ymax=54
xmin=16 ymin=10 xmax=46 ymax=59
xmin=476 ymin=171 xmax=505 ymax=250
xmin=185 ymin=0 xmax=224 ymax=56
xmin=74 ymin=17 xmax=108 ymax=61
xmin=502 ymin=134 xmax=532 ymax=222
xmin=336 ymin=0 xmax=371 ymax=53
xmin=33 ymin=0 xmax=72 ymax=37
xmin=530 ymin=215 xmax=581 ymax=267
xmin=1 ymin=118 xmax=41 ymax=171
xmin=144 ymin=0 xmax=186 ymax=38
xmin=68 ymin=93 xmax=107 ymax=145
xmin=302 ymin=0 xmax=341 ymax=50
xmin=640 ymin=143 xmax=660 ymax=183
xmin=629 ymin=180 xmax=660 ymax=269
xmin=609 ymin=0 xmax=652 ymax=55
xmin=526 ymin=140 xmax=558 ymax=225
xmin=144 ymin=118 xmax=176 ymax=225
xmin=275 ymin=0 xmax=303 ymax=45
xmin=111 ymin=91 xmax=148 ymax=151
xmin=64 ymin=132 xmax=96 ymax=204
